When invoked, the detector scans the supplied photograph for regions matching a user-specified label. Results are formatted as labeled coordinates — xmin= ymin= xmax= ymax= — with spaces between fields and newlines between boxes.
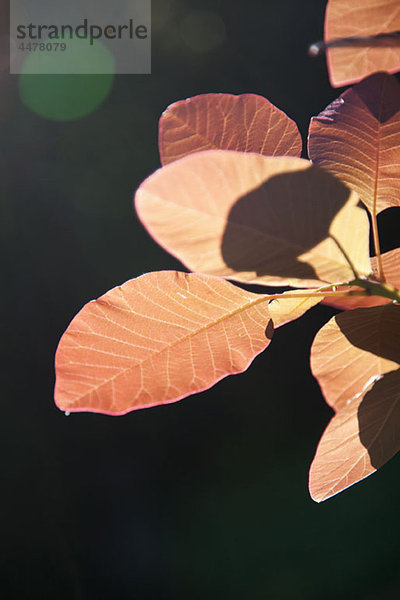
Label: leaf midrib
xmin=65 ymin=285 xmax=273 ymax=403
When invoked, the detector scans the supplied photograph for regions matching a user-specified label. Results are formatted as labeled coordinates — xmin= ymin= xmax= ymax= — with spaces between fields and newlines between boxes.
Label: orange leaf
xmin=311 ymin=304 xmax=400 ymax=413
xmin=309 ymin=73 xmax=400 ymax=215
xmin=159 ymin=93 xmax=302 ymax=165
xmin=54 ymin=271 xmax=273 ymax=416
xmin=309 ymin=369 xmax=400 ymax=502
xmin=322 ymin=248 xmax=400 ymax=310
xmin=325 ymin=0 xmax=400 ymax=87
xmin=135 ymin=151 xmax=372 ymax=288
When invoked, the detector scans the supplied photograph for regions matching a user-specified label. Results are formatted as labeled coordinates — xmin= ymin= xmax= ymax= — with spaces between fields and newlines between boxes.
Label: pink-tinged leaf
xmin=136 ymin=151 xmax=372 ymax=288
xmin=159 ymin=93 xmax=302 ymax=166
xmin=269 ymin=290 xmax=322 ymax=328
xmin=323 ymin=249 xmax=400 ymax=310
xmin=309 ymin=369 xmax=400 ymax=502
xmin=324 ymin=0 xmax=400 ymax=87
xmin=309 ymin=73 xmax=400 ymax=215
xmin=54 ymin=271 xmax=273 ymax=416
xmin=311 ymin=304 xmax=400 ymax=413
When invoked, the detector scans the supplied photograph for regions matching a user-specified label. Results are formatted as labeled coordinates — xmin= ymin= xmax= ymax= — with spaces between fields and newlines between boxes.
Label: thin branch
xmin=309 ymin=31 xmax=400 ymax=57
xmin=351 ymin=278 xmax=400 ymax=303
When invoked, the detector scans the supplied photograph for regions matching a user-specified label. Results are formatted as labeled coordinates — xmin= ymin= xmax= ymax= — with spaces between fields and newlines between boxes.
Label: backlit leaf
xmin=159 ymin=93 xmax=302 ymax=165
xmin=135 ymin=151 xmax=372 ymax=288
xmin=309 ymin=73 xmax=400 ymax=214
xmin=309 ymin=369 xmax=400 ymax=502
xmin=54 ymin=271 xmax=273 ymax=416
xmin=324 ymin=0 xmax=400 ymax=87
xmin=311 ymin=304 xmax=400 ymax=412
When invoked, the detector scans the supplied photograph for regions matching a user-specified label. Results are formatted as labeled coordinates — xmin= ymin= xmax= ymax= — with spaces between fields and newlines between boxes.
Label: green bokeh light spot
xmin=19 ymin=40 xmax=114 ymax=121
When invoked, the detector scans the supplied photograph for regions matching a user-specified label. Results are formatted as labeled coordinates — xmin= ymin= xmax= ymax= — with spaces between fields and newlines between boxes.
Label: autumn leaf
xmin=159 ymin=93 xmax=302 ymax=165
xmin=311 ymin=304 xmax=400 ymax=413
xmin=309 ymin=369 xmax=400 ymax=502
xmin=54 ymin=271 xmax=274 ymax=416
xmin=308 ymin=73 xmax=400 ymax=215
xmin=324 ymin=0 xmax=400 ymax=87
xmin=135 ymin=151 xmax=372 ymax=288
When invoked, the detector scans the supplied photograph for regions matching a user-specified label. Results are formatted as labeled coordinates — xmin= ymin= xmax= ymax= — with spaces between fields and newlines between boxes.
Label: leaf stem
xmin=351 ymin=278 xmax=400 ymax=302
xmin=262 ymin=280 xmax=400 ymax=304
xmin=263 ymin=289 xmax=368 ymax=303
xmin=371 ymin=211 xmax=385 ymax=282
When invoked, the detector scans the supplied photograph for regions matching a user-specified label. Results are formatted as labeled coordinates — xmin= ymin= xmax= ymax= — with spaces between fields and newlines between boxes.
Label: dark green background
xmin=2 ymin=0 xmax=400 ymax=598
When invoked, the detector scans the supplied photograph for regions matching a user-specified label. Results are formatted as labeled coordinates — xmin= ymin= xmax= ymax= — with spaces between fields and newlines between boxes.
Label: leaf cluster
xmin=54 ymin=2 xmax=400 ymax=501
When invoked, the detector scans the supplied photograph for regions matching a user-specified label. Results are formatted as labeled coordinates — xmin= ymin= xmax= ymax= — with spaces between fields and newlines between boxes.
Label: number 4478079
xmin=18 ymin=42 xmax=67 ymax=51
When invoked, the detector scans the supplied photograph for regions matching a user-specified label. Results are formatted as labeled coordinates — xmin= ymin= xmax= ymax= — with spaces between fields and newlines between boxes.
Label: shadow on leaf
xmin=221 ymin=167 xmax=354 ymax=283
xmin=358 ymin=369 xmax=400 ymax=469
xmin=336 ymin=305 xmax=400 ymax=364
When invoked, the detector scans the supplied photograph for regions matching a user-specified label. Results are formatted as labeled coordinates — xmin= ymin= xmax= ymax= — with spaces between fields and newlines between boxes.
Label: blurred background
xmin=2 ymin=0 xmax=400 ymax=598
